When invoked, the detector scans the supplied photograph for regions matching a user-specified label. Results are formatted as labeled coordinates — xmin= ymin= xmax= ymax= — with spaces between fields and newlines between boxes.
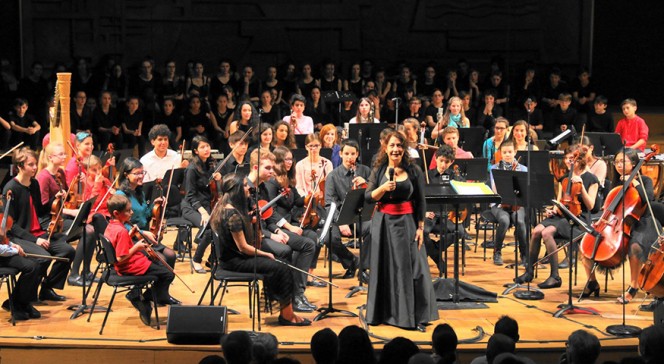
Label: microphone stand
xmin=513 ymin=100 xmax=544 ymax=300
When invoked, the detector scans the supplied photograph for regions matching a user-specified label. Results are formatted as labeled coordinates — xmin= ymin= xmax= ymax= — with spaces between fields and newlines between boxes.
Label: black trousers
xmin=328 ymin=222 xmax=371 ymax=271
xmin=0 ymin=253 xmax=42 ymax=305
xmin=261 ymin=232 xmax=315 ymax=296
xmin=13 ymin=233 xmax=75 ymax=290
xmin=144 ymin=262 xmax=175 ymax=302
xmin=182 ymin=204 xmax=212 ymax=264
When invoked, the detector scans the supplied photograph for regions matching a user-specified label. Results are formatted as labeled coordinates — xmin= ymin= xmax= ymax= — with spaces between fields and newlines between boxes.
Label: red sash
xmin=377 ymin=201 xmax=414 ymax=215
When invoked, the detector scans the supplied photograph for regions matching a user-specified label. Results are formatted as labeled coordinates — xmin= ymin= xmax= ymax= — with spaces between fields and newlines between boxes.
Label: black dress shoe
xmin=278 ymin=315 xmax=311 ymax=326
xmin=11 ymin=310 xmax=29 ymax=321
xmin=514 ymin=272 xmax=533 ymax=284
xmin=158 ymin=296 xmax=182 ymax=306
xmin=22 ymin=303 xmax=41 ymax=319
xmin=67 ymin=274 xmax=91 ymax=287
xmin=39 ymin=288 xmax=66 ymax=302
xmin=136 ymin=299 xmax=152 ymax=326
xmin=306 ymin=280 xmax=327 ymax=288
xmin=359 ymin=271 xmax=370 ymax=285
xmin=299 ymin=295 xmax=317 ymax=310
xmin=293 ymin=296 xmax=314 ymax=312
xmin=342 ymin=258 xmax=358 ymax=279
xmin=1 ymin=299 xmax=10 ymax=312
xmin=639 ymin=299 xmax=661 ymax=312
xmin=84 ymin=271 xmax=100 ymax=283
xmin=537 ymin=276 xmax=562 ymax=289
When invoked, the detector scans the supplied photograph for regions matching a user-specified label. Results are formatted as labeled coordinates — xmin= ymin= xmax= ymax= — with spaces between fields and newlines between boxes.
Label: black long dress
xmin=364 ymin=163 xmax=439 ymax=328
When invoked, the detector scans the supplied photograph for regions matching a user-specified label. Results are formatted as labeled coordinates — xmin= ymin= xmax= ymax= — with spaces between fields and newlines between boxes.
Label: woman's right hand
xmin=381 ymin=180 xmax=396 ymax=194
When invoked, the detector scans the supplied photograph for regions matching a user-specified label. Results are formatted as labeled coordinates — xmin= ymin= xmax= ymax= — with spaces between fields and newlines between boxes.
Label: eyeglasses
xmin=130 ymin=171 xmax=146 ymax=176
xmin=283 ymin=158 xmax=293 ymax=162
xmin=494 ymin=126 xmax=506 ymax=130
xmin=307 ymin=145 xmax=321 ymax=149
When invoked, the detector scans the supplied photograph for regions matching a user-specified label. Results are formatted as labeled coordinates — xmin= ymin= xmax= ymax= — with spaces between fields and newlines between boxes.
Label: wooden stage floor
xmin=0 ymin=228 xmax=655 ymax=363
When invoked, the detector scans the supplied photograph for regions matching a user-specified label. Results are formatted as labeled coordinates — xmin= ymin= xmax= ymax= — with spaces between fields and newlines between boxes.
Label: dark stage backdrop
xmin=5 ymin=0 xmax=662 ymax=106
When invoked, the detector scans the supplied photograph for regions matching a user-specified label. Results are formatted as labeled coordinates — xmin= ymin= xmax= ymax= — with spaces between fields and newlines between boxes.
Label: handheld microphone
xmin=388 ymin=167 xmax=395 ymax=198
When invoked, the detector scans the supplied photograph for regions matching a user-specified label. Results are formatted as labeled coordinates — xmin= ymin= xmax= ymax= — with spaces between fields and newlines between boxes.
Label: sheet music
xmin=450 ymin=180 xmax=494 ymax=195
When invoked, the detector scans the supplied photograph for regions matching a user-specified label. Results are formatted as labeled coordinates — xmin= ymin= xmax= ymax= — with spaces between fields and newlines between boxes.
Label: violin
xmin=101 ymin=143 xmax=116 ymax=183
xmin=47 ymin=169 xmax=67 ymax=236
xmin=559 ymin=150 xmax=583 ymax=217
xmin=149 ymin=178 xmax=165 ymax=240
xmin=349 ymin=161 xmax=367 ymax=190
xmin=580 ymin=145 xmax=660 ymax=268
xmin=129 ymin=225 xmax=195 ymax=293
xmin=300 ymin=161 xmax=326 ymax=229
xmin=448 ymin=165 xmax=468 ymax=224
xmin=249 ymin=187 xmax=291 ymax=249
xmin=208 ymin=127 xmax=253 ymax=209
xmin=0 ymin=191 xmax=14 ymax=245
xmin=65 ymin=140 xmax=86 ymax=209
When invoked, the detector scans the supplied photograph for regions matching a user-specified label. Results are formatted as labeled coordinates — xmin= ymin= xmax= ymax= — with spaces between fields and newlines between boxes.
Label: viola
xmin=300 ymin=162 xmax=326 ymax=229
xmin=0 ymin=191 xmax=14 ymax=245
xmin=580 ymin=145 xmax=660 ymax=268
xmin=560 ymin=150 xmax=583 ymax=217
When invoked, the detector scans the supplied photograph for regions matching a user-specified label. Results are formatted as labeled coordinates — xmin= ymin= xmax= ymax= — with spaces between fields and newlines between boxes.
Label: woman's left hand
xmin=415 ymin=227 xmax=424 ymax=250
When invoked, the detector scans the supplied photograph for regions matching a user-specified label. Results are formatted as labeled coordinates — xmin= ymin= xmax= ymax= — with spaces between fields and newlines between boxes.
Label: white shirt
xmin=282 ymin=115 xmax=314 ymax=135
xmin=349 ymin=116 xmax=380 ymax=124
xmin=140 ymin=149 xmax=182 ymax=182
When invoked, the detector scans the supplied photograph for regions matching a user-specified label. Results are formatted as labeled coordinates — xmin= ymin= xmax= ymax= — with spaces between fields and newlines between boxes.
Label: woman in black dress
xmin=364 ymin=131 xmax=438 ymax=330
xmin=211 ymin=173 xmax=311 ymax=326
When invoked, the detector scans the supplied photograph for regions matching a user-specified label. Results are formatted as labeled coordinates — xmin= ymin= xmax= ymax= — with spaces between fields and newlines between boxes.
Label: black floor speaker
xmin=166 ymin=305 xmax=228 ymax=345
xmin=655 ymin=300 xmax=664 ymax=325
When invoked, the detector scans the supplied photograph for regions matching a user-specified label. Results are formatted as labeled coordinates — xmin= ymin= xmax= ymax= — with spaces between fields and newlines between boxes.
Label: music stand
xmin=291 ymin=148 xmax=308 ymax=164
xmin=452 ymin=158 xmax=489 ymax=182
xmin=314 ymin=199 xmax=358 ymax=321
xmin=492 ymin=170 xmax=541 ymax=296
xmin=68 ymin=197 xmax=106 ymax=319
xmin=586 ymin=132 xmax=624 ymax=157
xmin=516 ymin=151 xmax=551 ymax=174
xmin=320 ymin=147 xmax=333 ymax=162
xmin=550 ymin=200 xmax=600 ymax=317
xmin=343 ymin=189 xmax=376 ymax=298
xmin=295 ymin=135 xmax=307 ymax=149
xmin=458 ymin=127 xmax=485 ymax=157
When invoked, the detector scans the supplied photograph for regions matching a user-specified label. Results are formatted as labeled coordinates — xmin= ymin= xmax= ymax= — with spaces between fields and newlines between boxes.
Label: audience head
xmin=221 ymin=331 xmax=253 ymax=364
xmin=495 ymin=315 xmax=520 ymax=343
xmin=639 ymin=324 xmax=664 ymax=364
xmin=432 ymin=323 xmax=458 ymax=364
xmin=565 ymin=330 xmax=600 ymax=364
xmin=310 ymin=328 xmax=338 ymax=364
xmin=486 ymin=333 xmax=515 ymax=364
xmin=379 ymin=337 xmax=419 ymax=364
xmin=252 ymin=332 xmax=278 ymax=364
xmin=337 ymin=325 xmax=376 ymax=364
xmin=408 ymin=353 xmax=434 ymax=364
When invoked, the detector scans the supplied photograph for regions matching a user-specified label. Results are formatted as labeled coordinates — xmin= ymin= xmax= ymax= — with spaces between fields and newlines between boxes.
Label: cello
xmin=579 ymin=145 xmax=660 ymax=268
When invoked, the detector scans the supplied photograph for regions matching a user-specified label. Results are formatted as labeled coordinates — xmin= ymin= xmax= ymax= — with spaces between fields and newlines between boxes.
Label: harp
xmin=49 ymin=73 xmax=72 ymax=158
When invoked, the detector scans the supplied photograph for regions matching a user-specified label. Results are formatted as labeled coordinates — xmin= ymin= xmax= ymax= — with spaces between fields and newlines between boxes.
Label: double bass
xmin=580 ymin=145 xmax=660 ymax=268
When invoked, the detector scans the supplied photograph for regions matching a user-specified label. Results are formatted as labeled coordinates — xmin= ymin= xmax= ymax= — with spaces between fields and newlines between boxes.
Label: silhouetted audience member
xmin=379 ymin=337 xmax=420 ymax=364
xmin=409 ymin=353 xmax=435 ymax=364
xmin=272 ymin=359 xmax=300 ymax=364
xmin=337 ymin=325 xmax=376 ymax=364
xmin=310 ymin=328 xmax=338 ymax=364
xmin=472 ymin=316 xmax=520 ymax=364
xmin=493 ymin=353 xmax=535 ymax=364
xmin=252 ymin=332 xmax=279 ymax=364
xmin=559 ymin=329 xmax=600 ymax=364
xmin=432 ymin=323 xmax=458 ymax=364
xmin=639 ymin=324 xmax=664 ymax=364
xmin=199 ymin=355 xmax=226 ymax=364
xmin=222 ymin=331 xmax=253 ymax=364
xmin=486 ymin=334 xmax=515 ymax=364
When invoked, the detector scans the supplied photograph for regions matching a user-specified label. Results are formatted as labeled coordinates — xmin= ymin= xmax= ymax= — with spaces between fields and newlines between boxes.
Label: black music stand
xmin=458 ymin=127 xmax=485 ymax=157
xmin=508 ymin=173 xmax=555 ymax=300
xmin=314 ymin=200 xmax=358 ymax=321
xmin=349 ymin=124 xmax=388 ymax=163
xmin=343 ymin=189 xmax=376 ymax=298
xmin=452 ymin=158 xmax=489 ymax=182
xmin=295 ymin=135 xmax=307 ymax=149
xmin=68 ymin=197 xmax=105 ymax=319
xmin=515 ymin=151 xmax=551 ymax=174
xmin=291 ymin=148 xmax=308 ymax=164
xmin=550 ymin=200 xmax=600 ymax=317
xmin=586 ymin=132 xmax=623 ymax=157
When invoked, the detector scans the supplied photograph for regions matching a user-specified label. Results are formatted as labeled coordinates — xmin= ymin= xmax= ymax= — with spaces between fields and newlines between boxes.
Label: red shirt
xmin=105 ymin=220 xmax=151 ymax=276
xmin=84 ymin=176 xmax=111 ymax=218
xmin=28 ymin=196 xmax=45 ymax=237
xmin=615 ymin=115 xmax=648 ymax=151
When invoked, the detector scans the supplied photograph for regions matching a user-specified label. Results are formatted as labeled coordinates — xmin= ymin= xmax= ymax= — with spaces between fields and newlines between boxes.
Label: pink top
xmin=295 ymin=157 xmax=333 ymax=197
xmin=615 ymin=115 xmax=649 ymax=151
xmin=282 ymin=115 xmax=314 ymax=135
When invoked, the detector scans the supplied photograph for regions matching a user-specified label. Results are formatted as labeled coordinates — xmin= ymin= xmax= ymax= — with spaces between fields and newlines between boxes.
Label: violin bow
xmin=157 ymin=166 xmax=176 ymax=241
xmin=92 ymin=174 xmax=121 ymax=216
xmin=0 ymin=141 xmax=24 ymax=160
xmin=207 ymin=126 xmax=254 ymax=184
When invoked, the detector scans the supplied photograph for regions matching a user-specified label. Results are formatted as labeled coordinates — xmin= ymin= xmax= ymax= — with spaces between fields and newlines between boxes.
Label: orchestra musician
xmin=516 ymin=144 xmax=599 ymax=289
xmin=248 ymin=148 xmax=317 ymax=313
xmin=209 ymin=173 xmax=311 ymax=326
xmin=364 ymin=131 xmax=438 ymax=331
xmin=509 ymin=120 xmax=539 ymax=152
xmin=140 ymin=124 xmax=189 ymax=184
xmin=283 ymin=94 xmax=314 ymax=135
xmin=36 ymin=142 xmax=78 ymax=231
xmin=319 ymin=123 xmax=342 ymax=168
xmin=181 ymin=136 xmax=220 ymax=274
xmin=580 ymin=148 xmax=659 ymax=303
xmin=3 ymin=147 xmax=75 ymax=302
xmin=488 ymin=140 xmax=528 ymax=266
xmin=106 ymin=194 xmax=178 ymax=326
xmin=220 ymin=131 xmax=250 ymax=176
xmin=295 ymin=134 xmax=333 ymax=198
xmin=115 ymin=157 xmax=178 ymax=279
xmin=482 ymin=117 xmax=509 ymax=170
xmin=323 ymin=139 xmax=372 ymax=281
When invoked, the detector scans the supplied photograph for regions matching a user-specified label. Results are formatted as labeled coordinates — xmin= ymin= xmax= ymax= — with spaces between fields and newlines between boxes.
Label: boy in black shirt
xmin=8 ymin=98 xmax=41 ymax=150
xmin=587 ymin=95 xmax=614 ymax=133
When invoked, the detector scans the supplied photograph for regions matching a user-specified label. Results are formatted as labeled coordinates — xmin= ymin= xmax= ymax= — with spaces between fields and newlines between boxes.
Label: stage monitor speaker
xmin=655 ymin=300 xmax=664 ymax=325
xmin=167 ymin=305 xmax=228 ymax=345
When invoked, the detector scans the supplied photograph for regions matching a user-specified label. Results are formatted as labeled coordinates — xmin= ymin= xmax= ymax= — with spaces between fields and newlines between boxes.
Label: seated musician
xmin=401 ymin=118 xmax=423 ymax=165
xmin=209 ymin=173 xmax=311 ymax=326
xmin=323 ymin=139 xmax=372 ymax=281
xmin=482 ymin=117 xmax=509 ymax=171
xmin=614 ymin=98 xmax=648 ymax=152
xmin=509 ymin=120 xmax=539 ymax=152
xmin=3 ymin=147 xmax=75 ymax=302
xmin=140 ymin=124 xmax=188 ymax=184
xmin=282 ymin=94 xmax=314 ymax=135
xmin=115 ymin=157 xmax=178 ymax=281
xmin=248 ymin=148 xmax=317 ymax=313
xmin=106 ymin=194 xmax=177 ymax=326
xmin=64 ymin=131 xmax=113 ymax=185
xmin=36 ymin=142 xmax=78 ymax=231
xmin=0 ymin=201 xmax=42 ymax=320
xmin=247 ymin=123 xmax=274 ymax=156
xmin=516 ymin=144 xmax=599 ymax=289
xmin=488 ymin=140 xmax=528 ymax=266
xmin=181 ymin=136 xmax=221 ymax=274
xmin=423 ymin=145 xmax=474 ymax=268
xmin=580 ymin=148 xmax=659 ymax=303
xmin=220 ymin=130 xmax=249 ymax=176
xmin=295 ymin=134 xmax=333 ymax=198
xmin=428 ymin=126 xmax=473 ymax=170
